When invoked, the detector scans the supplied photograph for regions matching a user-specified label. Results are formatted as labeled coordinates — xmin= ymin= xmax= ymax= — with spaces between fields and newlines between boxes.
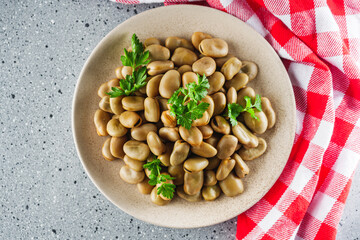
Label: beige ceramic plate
xmin=72 ymin=5 xmax=295 ymax=228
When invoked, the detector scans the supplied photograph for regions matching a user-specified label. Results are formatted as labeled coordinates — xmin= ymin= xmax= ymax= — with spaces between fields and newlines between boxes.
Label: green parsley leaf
xmin=143 ymin=157 xmax=161 ymax=178
xmin=158 ymin=174 xmax=175 ymax=183
xmin=168 ymin=74 xmax=210 ymax=129
xmin=186 ymin=74 xmax=210 ymax=102
xmin=106 ymin=87 xmax=125 ymax=98
xmin=227 ymin=94 xmax=263 ymax=126
xmin=247 ymin=108 xmax=257 ymax=119
xmin=157 ymin=183 xmax=176 ymax=200
xmin=131 ymin=34 xmax=144 ymax=55
xmin=148 ymin=177 xmax=158 ymax=186
xmin=143 ymin=156 xmax=176 ymax=200
xmin=177 ymin=112 xmax=193 ymax=130
xmin=244 ymin=96 xmax=252 ymax=109
xmin=227 ymin=103 xmax=244 ymax=126
xmin=107 ymin=34 xmax=149 ymax=98
xmin=254 ymin=94 xmax=262 ymax=112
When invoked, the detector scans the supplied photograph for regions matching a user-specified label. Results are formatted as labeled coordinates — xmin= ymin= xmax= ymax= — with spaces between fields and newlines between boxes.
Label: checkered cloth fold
xmin=112 ymin=0 xmax=360 ymax=239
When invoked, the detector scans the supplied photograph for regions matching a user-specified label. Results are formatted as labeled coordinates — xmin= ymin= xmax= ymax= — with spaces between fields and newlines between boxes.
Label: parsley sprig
xmin=168 ymin=74 xmax=210 ymax=129
xmin=143 ymin=157 xmax=176 ymax=200
xmin=227 ymin=94 xmax=262 ymax=126
xmin=107 ymin=34 xmax=150 ymax=97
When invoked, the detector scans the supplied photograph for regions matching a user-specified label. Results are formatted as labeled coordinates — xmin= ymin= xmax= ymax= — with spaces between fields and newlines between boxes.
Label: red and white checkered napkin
xmin=113 ymin=0 xmax=360 ymax=239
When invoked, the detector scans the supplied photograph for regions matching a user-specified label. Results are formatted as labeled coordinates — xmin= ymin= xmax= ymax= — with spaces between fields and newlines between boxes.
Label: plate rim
xmin=72 ymin=4 xmax=296 ymax=228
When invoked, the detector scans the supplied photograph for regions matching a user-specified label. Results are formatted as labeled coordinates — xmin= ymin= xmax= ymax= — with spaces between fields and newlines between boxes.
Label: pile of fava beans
xmin=94 ymin=32 xmax=276 ymax=205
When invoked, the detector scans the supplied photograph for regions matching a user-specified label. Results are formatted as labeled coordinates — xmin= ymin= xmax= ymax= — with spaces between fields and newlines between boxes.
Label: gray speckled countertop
xmin=0 ymin=1 xmax=359 ymax=239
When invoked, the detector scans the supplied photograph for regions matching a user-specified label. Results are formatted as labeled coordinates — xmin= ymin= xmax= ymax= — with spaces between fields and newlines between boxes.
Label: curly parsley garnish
xmin=107 ymin=34 xmax=150 ymax=97
xmin=227 ymin=94 xmax=262 ymax=126
xmin=168 ymin=74 xmax=210 ymax=129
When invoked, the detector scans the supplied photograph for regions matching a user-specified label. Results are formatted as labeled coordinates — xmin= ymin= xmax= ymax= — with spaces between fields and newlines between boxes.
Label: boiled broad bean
xmin=145 ymin=167 xmax=152 ymax=179
xmin=119 ymin=111 xmax=142 ymax=128
xmin=244 ymin=110 xmax=268 ymax=134
xmin=216 ymin=135 xmax=238 ymax=159
xmin=182 ymin=72 xmax=198 ymax=88
xmin=240 ymin=61 xmax=258 ymax=81
xmin=147 ymin=60 xmax=174 ymax=76
xmin=106 ymin=118 xmax=128 ymax=137
xmin=233 ymin=153 xmax=250 ymax=178
xmin=170 ymin=140 xmax=190 ymax=166
xmin=207 ymin=71 xmax=225 ymax=95
xmin=144 ymin=37 xmax=161 ymax=47
xmin=205 ymin=156 xmax=221 ymax=170
xmin=130 ymin=123 xmax=157 ymax=141
xmin=161 ymin=110 xmax=177 ymax=127
xmin=184 ymin=171 xmax=204 ymax=195
xmin=139 ymin=111 xmax=148 ymax=124
xmin=224 ymin=73 xmax=249 ymax=90
xmin=123 ymin=140 xmax=150 ymax=161
xmin=157 ymin=97 xmax=169 ymax=111
xmin=201 ymin=95 xmax=214 ymax=118
xmin=183 ymin=158 xmax=209 ymax=173
xmin=146 ymin=75 xmax=163 ymax=97
xmin=159 ymin=70 xmax=181 ymax=98
xmin=211 ymin=92 xmax=226 ymax=115
xmin=147 ymin=131 xmax=166 ymax=156
xmin=221 ymin=57 xmax=242 ymax=80
xmin=204 ymin=170 xmax=217 ymax=186
xmin=216 ymin=158 xmax=235 ymax=181
xmin=226 ymin=87 xmax=237 ymax=104
xmin=237 ymin=87 xmax=255 ymax=107
xmin=159 ymin=127 xmax=180 ymax=142
xmin=150 ymin=187 xmax=170 ymax=206
xmin=197 ymin=125 xmax=213 ymax=139
xmin=124 ymin=155 xmax=145 ymax=172
xmin=171 ymin=47 xmax=198 ymax=66
xmin=158 ymin=142 xmax=173 ymax=167
xmin=238 ymin=137 xmax=267 ymax=161
xmin=177 ymin=187 xmax=202 ymax=202
xmin=110 ymin=136 xmax=127 ymax=159
xmin=204 ymin=135 xmax=220 ymax=149
xmin=102 ymin=138 xmax=116 ymax=161
xmin=215 ymin=54 xmax=234 ymax=68
xmin=145 ymin=44 xmax=170 ymax=61
xmin=191 ymin=32 xmax=212 ymax=50
xmin=211 ymin=116 xmax=230 ymax=135
xmin=94 ymin=109 xmax=111 ymax=136
xmin=232 ymin=121 xmax=259 ymax=148
xmin=199 ymin=38 xmax=228 ymax=58
xmin=110 ymin=96 xmax=125 ymax=115
xmin=115 ymin=66 xmax=132 ymax=79
xmin=137 ymin=178 xmax=154 ymax=194
xmin=261 ymin=97 xmax=276 ymax=129
xmin=122 ymin=96 xmax=145 ymax=111
xmin=99 ymin=96 xmax=113 ymax=113
xmin=192 ymin=57 xmax=216 ymax=77
xmin=144 ymin=97 xmax=160 ymax=122
xmin=177 ymin=65 xmax=192 ymax=75
xmin=219 ymin=173 xmax=244 ymax=197
xmin=179 ymin=126 xmax=203 ymax=146
xmin=191 ymin=111 xmax=210 ymax=127
xmin=191 ymin=142 xmax=217 ymax=158
xmin=202 ymin=185 xmax=221 ymax=201
xmin=168 ymin=165 xmax=185 ymax=185
xmin=165 ymin=36 xmax=194 ymax=51
xmin=97 ymin=79 xmax=118 ymax=98
xmin=119 ymin=165 xmax=145 ymax=184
